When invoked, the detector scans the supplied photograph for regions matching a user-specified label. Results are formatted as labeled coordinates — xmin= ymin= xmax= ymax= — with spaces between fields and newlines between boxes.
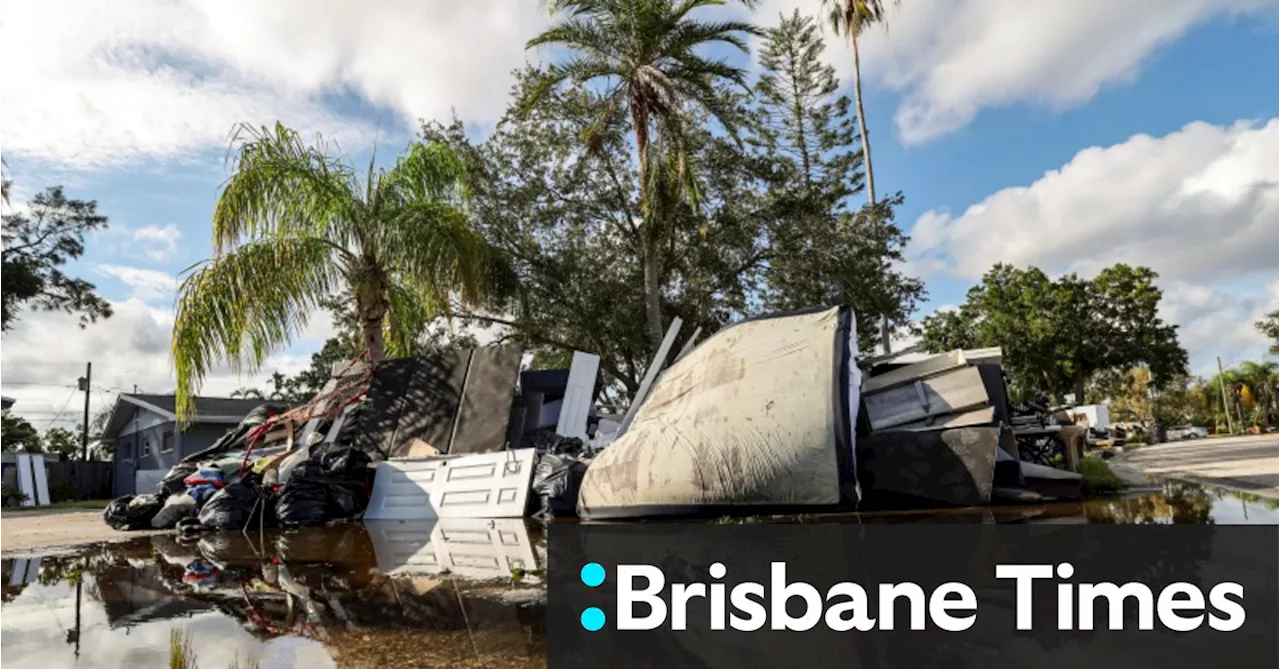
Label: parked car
xmin=1167 ymin=426 xmax=1208 ymax=441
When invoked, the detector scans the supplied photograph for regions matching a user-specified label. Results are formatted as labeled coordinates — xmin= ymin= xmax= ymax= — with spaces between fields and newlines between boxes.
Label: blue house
xmin=103 ymin=394 xmax=268 ymax=496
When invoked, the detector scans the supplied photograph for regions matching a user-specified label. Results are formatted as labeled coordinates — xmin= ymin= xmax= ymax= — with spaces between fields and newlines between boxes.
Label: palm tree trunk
xmin=852 ymin=38 xmax=892 ymax=354
xmin=356 ymin=274 xmax=389 ymax=361
xmin=632 ymin=103 xmax=664 ymax=353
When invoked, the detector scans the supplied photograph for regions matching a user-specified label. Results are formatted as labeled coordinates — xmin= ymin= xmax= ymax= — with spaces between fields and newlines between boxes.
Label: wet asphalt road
xmin=1118 ymin=434 xmax=1279 ymax=498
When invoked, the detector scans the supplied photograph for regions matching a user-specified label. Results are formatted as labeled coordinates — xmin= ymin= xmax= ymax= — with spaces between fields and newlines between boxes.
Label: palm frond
xmin=215 ymin=122 xmax=361 ymax=255
xmin=383 ymin=280 xmax=441 ymax=358
xmin=172 ymin=237 xmax=342 ymax=421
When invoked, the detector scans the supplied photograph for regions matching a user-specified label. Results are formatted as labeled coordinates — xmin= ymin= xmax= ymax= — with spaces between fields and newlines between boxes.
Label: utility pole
xmin=78 ymin=362 xmax=92 ymax=461
xmin=1217 ymin=357 xmax=1234 ymax=435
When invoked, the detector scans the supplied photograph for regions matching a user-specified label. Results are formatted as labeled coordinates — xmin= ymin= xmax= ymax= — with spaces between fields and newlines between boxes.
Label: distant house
xmin=1 ymin=396 xmax=14 ymax=410
xmin=103 ymin=394 xmax=270 ymax=496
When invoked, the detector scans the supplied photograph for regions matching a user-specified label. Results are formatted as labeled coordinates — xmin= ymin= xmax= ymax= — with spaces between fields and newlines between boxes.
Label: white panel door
xmin=366 ymin=518 xmax=536 ymax=579
xmin=363 ymin=448 xmax=536 ymax=520
xmin=555 ymin=351 xmax=599 ymax=441
xmin=15 ymin=454 xmax=36 ymax=507
xmin=31 ymin=459 xmax=50 ymax=506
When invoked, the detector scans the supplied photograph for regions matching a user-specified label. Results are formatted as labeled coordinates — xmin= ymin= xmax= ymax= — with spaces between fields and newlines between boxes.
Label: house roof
xmin=102 ymin=393 xmax=276 ymax=439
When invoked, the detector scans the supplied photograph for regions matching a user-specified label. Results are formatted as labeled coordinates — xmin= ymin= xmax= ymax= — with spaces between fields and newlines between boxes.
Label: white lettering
xmin=730 ymin=581 xmax=767 ymax=631
xmin=996 ymin=564 xmax=1053 ymax=630
xmin=1208 ymin=582 xmax=1246 ymax=631
xmin=879 ymin=583 xmax=927 ymax=630
xmin=824 ymin=582 xmax=876 ymax=632
xmin=771 ymin=562 xmax=822 ymax=631
xmin=1156 ymin=582 xmax=1205 ymax=632
xmin=670 ymin=582 xmax=706 ymax=631
xmin=617 ymin=565 xmax=666 ymax=630
xmin=929 ymin=583 xmax=977 ymax=632
xmin=1079 ymin=582 xmax=1154 ymax=631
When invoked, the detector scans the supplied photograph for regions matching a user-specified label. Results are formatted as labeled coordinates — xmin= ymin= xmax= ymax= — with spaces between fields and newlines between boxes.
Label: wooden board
xmin=897 ymin=406 xmax=996 ymax=431
xmin=555 ymin=351 xmax=600 ymax=441
xmin=15 ymin=454 xmax=36 ymax=507
xmin=863 ymin=366 xmax=990 ymax=431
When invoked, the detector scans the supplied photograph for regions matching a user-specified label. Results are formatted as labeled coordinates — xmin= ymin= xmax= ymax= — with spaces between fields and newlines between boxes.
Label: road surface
xmin=1118 ymin=434 xmax=1279 ymax=498
xmin=1 ymin=508 xmax=160 ymax=555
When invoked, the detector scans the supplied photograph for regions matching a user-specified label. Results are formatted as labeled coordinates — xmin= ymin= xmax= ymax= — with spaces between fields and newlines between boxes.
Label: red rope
xmin=237 ymin=349 xmax=375 ymax=476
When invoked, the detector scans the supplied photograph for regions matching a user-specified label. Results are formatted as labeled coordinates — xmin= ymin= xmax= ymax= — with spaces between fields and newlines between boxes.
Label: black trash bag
xmin=531 ymin=454 xmax=588 ymax=518
xmin=197 ymin=483 xmax=263 ymax=531
xmin=521 ymin=426 xmax=585 ymax=457
xmin=158 ymin=463 xmax=199 ymax=496
xmin=151 ymin=492 xmax=198 ymax=529
xmin=104 ymin=494 xmax=164 ymax=530
xmin=275 ymin=474 xmax=368 ymax=527
xmin=181 ymin=402 xmax=290 ymax=464
xmin=319 ymin=447 xmax=372 ymax=481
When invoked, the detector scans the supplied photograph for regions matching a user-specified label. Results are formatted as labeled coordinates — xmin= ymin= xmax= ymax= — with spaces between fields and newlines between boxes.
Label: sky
xmin=2 ymin=0 xmax=1277 ymax=430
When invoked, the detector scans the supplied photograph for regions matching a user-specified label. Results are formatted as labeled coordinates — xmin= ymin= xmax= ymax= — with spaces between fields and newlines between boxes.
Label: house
xmin=103 ymin=394 xmax=271 ymax=497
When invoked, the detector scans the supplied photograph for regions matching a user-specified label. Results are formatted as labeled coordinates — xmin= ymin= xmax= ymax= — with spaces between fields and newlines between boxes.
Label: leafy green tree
xmin=1256 ymin=310 xmax=1278 ymax=356
xmin=171 ymin=123 xmax=512 ymax=420
xmin=2 ymin=185 xmax=113 ymax=332
xmin=752 ymin=11 xmax=923 ymax=347
xmin=921 ymin=263 xmax=1188 ymax=403
xmin=522 ymin=0 xmax=761 ymax=352
xmin=2 ymin=410 xmax=42 ymax=452
xmin=41 ymin=426 xmax=79 ymax=457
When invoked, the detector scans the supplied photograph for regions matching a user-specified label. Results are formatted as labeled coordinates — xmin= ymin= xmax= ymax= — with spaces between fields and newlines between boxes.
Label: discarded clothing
xmin=158 ymin=463 xmax=198 ymax=497
xmin=197 ymin=483 xmax=264 ymax=530
xmin=151 ymin=491 xmax=198 ymax=529
xmin=532 ymin=454 xmax=588 ymax=518
xmin=104 ymin=494 xmax=164 ymax=531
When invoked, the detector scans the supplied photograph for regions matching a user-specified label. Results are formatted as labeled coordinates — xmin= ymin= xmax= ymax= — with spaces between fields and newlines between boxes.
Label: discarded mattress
xmin=577 ymin=306 xmax=861 ymax=519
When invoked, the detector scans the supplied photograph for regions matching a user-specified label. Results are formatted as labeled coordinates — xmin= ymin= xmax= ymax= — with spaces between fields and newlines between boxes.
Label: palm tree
xmin=1256 ymin=310 xmax=1278 ymax=356
xmin=171 ymin=123 xmax=510 ymax=420
xmin=822 ymin=0 xmax=898 ymax=352
xmin=523 ymin=0 xmax=760 ymax=352
xmin=1237 ymin=360 xmax=1279 ymax=428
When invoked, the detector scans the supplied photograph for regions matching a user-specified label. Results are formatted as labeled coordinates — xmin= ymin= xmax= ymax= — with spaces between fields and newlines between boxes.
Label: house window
xmin=141 ymin=438 xmax=151 ymax=457
xmin=161 ymin=432 xmax=174 ymax=453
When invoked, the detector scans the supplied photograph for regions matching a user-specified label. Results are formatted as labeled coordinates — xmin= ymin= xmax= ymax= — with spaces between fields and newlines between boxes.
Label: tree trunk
xmin=631 ymin=102 xmax=664 ymax=353
xmin=1075 ymin=371 xmax=1086 ymax=408
xmin=853 ymin=39 xmax=892 ymax=354
xmin=356 ymin=271 xmax=390 ymax=361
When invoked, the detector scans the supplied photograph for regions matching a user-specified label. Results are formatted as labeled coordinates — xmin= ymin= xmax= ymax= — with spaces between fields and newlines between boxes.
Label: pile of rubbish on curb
xmin=106 ymin=306 xmax=1089 ymax=533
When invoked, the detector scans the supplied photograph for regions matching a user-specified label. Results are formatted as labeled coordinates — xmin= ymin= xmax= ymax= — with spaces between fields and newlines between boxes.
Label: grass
xmin=1079 ymin=457 xmax=1126 ymax=495
xmin=3 ymin=498 xmax=112 ymax=512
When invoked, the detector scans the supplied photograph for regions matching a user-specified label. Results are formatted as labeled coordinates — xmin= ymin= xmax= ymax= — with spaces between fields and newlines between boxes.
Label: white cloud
xmin=0 ymin=299 xmax=316 ymax=428
xmin=132 ymin=224 xmax=182 ymax=261
xmin=1 ymin=0 xmax=550 ymax=169
xmin=907 ymin=118 xmax=1278 ymax=281
xmin=906 ymin=117 xmax=1279 ymax=371
xmin=752 ymin=0 xmax=1273 ymax=143
xmin=95 ymin=264 xmax=179 ymax=302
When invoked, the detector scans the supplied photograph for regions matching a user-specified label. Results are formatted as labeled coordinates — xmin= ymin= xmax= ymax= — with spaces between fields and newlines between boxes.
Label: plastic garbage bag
xmin=532 ymin=454 xmax=588 ymax=518
xmin=151 ymin=491 xmax=198 ymax=529
xmin=319 ymin=447 xmax=372 ymax=480
xmin=158 ymin=463 xmax=198 ymax=496
xmin=197 ymin=483 xmax=262 ymax=530
xmin=275 ymin=473 xmax=367 ymax=527
xmin=104 ymin=494 xmax=164 ymax=530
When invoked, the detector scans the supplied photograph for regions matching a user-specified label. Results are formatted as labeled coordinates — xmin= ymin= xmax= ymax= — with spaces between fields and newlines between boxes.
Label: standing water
xmin=2 ymin=481 xmax=1275 ymax=668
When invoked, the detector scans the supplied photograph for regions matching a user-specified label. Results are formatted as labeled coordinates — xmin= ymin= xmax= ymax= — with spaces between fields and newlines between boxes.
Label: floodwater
xmin=3 ymin=480 xmax=1276 ymax=669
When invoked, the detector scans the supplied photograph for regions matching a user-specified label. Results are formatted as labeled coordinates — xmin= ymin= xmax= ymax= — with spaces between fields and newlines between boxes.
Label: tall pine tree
xmin=754 ymin=11 xmax=923 ymax=350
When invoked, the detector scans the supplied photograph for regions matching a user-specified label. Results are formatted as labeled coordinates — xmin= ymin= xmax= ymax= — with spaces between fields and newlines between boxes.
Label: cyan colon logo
xmin=580 ymin=562 xmax=607 ymax=631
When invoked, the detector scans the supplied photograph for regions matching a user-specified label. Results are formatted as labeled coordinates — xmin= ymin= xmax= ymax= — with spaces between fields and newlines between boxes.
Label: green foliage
xmin=822 ymin=0 xmax=896 ymax=41
xmin=1079 ymin=457 xmax=1125 ymax=496
xmin=524 ymin=0 xmax=762 ymax=351
xmin=1257 ymin=310 xmax=1278 ymax=356
xmin=2 ymin=185 xmax=113 ymax=332
xmin=751 ymin=11 xmax=923 ymax=346
xmin=41 ymin=426 xmax=79 ymax=456
xmin=2 ymin=410 xmax=41 ymax=452
xmin=921 ymin=263 xmax=1188 ymax=403
xmin=172 ymin=123 xmax=511 ymax=421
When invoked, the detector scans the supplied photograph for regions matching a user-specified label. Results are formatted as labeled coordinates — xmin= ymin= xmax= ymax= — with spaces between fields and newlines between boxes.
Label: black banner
xmin=548 ymin=524 xmax=1278 ymax=668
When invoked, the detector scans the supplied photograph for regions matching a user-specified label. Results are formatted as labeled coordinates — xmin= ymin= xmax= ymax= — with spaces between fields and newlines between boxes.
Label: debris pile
xmin=105 ymin=305 xmax=1097 ymax=532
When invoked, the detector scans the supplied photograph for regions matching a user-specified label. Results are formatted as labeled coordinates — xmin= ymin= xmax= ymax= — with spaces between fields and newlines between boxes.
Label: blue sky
xmin=2 ymin=0 xmax=1277 ymax=425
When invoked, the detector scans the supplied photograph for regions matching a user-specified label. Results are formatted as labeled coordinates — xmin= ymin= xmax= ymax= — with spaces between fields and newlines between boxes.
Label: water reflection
xmin=1 ymin=480 xmax=1275 ymax=668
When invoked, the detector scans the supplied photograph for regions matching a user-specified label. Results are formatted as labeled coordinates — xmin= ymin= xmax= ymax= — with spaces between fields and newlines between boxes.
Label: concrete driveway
xmin=1117 ymin=434 xmax=1279 ymax=498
